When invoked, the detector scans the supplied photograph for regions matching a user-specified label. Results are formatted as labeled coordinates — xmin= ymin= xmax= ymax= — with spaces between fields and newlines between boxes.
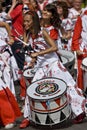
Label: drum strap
xmin=56 ymin=51 xmax=69 ymax=63
xmin=56 ymin=51 xmax=63 ymax=62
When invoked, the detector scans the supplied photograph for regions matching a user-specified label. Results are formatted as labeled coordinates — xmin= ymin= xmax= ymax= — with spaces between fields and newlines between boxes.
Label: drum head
xmin=23 ymin=68 xmax=34 ymax=78
xmin=59 ymin=49 xmax=75 ymax=63
xmin=60 ymin=56 xmax=68 ymax=65
xmin=27 ymin=77 xmax=67 ymax=101
xmin=82 ymin=57 xmax=87 ymax=67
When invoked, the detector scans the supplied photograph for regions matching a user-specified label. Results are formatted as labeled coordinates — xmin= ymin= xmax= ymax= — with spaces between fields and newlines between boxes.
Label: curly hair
xmin=56 ymin=1 xmax=69 ymax=18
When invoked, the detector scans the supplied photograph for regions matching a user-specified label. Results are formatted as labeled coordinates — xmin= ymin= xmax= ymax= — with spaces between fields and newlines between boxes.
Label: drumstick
xmin=56 ymin=51 xmax=63 ymax=62
xmin=15 ymin=37 xmax=29 ymax=46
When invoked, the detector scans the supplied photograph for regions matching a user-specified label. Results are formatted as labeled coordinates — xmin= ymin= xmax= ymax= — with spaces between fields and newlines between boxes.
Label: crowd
xmin=0 ymin=0 xmax=87 ymax=129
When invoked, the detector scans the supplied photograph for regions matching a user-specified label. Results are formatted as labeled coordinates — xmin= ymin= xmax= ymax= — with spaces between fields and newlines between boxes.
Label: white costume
xmin=57 ymin=18 xmax=73 ymax=50
xmin=0 ymin=22 xmax=19 ymax=96
xmin=37 ymin=0 xmax=53 ymax=11
xmin=68 ymin=7 xmax=84 ymax=29
xmin=23 ymin=29 xmax=86 ymax=120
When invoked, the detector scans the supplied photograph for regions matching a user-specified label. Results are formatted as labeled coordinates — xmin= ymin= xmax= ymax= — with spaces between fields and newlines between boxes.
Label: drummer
xmin=0 ymin=21 xmax=16 ymax=95
xmin=19 ymin=5 xmax=86 ymax=129
xmin=72 ymin=9 xmax=87 ymax=91
xmin=0 ymin=21 xmax=22 ymax=129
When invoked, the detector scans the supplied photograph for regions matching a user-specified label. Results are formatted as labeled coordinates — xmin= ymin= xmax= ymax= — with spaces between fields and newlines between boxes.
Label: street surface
xmin=0 ymin=116 xmax=87 ymax=130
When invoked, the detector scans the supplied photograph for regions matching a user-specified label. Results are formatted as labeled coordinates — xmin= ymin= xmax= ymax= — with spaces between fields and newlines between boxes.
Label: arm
xmin=31 ymin=29 xmax=58 ymax=58
xmin=0 ymin=21 xmax=14 ymax=44
xmin=0 ymin=21 xmax=11 ymax=36
xmin=7 ymin=0 xmax=22 ymax=20
xmin=72 ymin=16 xmax=83 ymax=55
xmin=7 ymin=0 xmax=18 ymax=18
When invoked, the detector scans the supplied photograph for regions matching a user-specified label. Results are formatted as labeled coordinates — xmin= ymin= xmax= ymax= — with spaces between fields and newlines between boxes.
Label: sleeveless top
xmin=28 ymin=29 xmax=59 ymax=67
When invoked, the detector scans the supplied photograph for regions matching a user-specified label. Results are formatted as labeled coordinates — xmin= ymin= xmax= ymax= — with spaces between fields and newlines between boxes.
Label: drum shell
xmin=30 ymin=103 xmax=71 ymax=125
xmin=28 ymin=94 xmax=71 ymax=125
xmin=27 ymin=78 xmax=71 ymax=125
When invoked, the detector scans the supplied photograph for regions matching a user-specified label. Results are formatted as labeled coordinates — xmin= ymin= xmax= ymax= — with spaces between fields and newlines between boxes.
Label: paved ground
xmin=0 ymin=116 xmax=87 ymax=130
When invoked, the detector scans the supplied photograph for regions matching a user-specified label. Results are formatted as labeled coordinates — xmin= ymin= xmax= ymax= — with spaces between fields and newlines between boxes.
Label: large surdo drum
xmin=59 ymin=50 xmax=75 ymax=74
xmin=23 ymin=68 xmax=34 ymax=79
xmin=27 ymin=77 xmax=71 ymax=125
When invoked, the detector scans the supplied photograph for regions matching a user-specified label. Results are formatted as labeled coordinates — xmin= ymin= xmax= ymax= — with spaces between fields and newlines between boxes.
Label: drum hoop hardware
xmin=27 ymin=90 xmax=67 ymax=101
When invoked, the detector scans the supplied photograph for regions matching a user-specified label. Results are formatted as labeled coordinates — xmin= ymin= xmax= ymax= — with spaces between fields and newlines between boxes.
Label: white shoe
xmin=5 ymin=123 xmax=15 ymax=129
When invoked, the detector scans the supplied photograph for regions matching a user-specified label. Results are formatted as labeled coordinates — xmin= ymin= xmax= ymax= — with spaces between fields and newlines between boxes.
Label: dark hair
xmin=0 ymin=3 xmax=2 ymax=13
xmin=24 ymin=11 xmax=41 ymax=36
xmin=44 ymin=4 xmax=61 ymax=28
xmin=56 ymin=1 xmax=68 ymax=18
xmin=52 ymin=0 xmax=59 ymax=6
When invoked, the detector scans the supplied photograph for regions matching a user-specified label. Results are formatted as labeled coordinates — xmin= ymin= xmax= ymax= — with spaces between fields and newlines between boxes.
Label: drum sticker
xmin=36 ymin=81 xmax=59 ymax=95
xmin=27 ymin=78 xmax=67 ymax=99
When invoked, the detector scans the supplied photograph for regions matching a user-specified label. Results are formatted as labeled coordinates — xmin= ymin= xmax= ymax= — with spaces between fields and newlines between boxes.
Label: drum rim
xmin=59 ymin=49 xmax=75 ymax=63
xmin=27 ymin=77 xmax=67 ymax=101
xmin=23 ymin=68 xmax=34 ymax=78
xmin=82 ymin=63 xmax=87 ymax=68
xmin=28 ymin=91 xmax=67 ymax=101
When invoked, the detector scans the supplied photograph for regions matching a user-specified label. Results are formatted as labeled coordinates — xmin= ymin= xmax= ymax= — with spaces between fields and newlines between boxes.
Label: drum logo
xmin=36 ymin=81 xmax=59 ymax=95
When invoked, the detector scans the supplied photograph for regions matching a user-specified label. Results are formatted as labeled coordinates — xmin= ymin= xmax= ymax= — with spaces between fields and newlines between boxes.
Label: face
xmin=42 ymin=9 xmax=52 ymax=20
xmin=29 ymin=0 xmax=37 ymax=9
xmin=73 ymin=0 xmax=82 ymax=10
xmin=57 ymin=6 xmax=63 ymax=16
xmin=23 ymin=14 xmax=33 ymax=31
xmin=22 ymin=0 xmax=29 ymax=3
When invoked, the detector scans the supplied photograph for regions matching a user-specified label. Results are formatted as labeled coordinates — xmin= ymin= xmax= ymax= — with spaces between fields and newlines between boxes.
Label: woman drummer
xmin=19 ymin=8 xmax=86 ymax=128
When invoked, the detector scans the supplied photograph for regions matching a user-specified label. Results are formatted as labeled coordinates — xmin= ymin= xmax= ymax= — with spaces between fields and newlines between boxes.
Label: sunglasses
xmin=22 ymin=7 xmax=29 ymax=10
